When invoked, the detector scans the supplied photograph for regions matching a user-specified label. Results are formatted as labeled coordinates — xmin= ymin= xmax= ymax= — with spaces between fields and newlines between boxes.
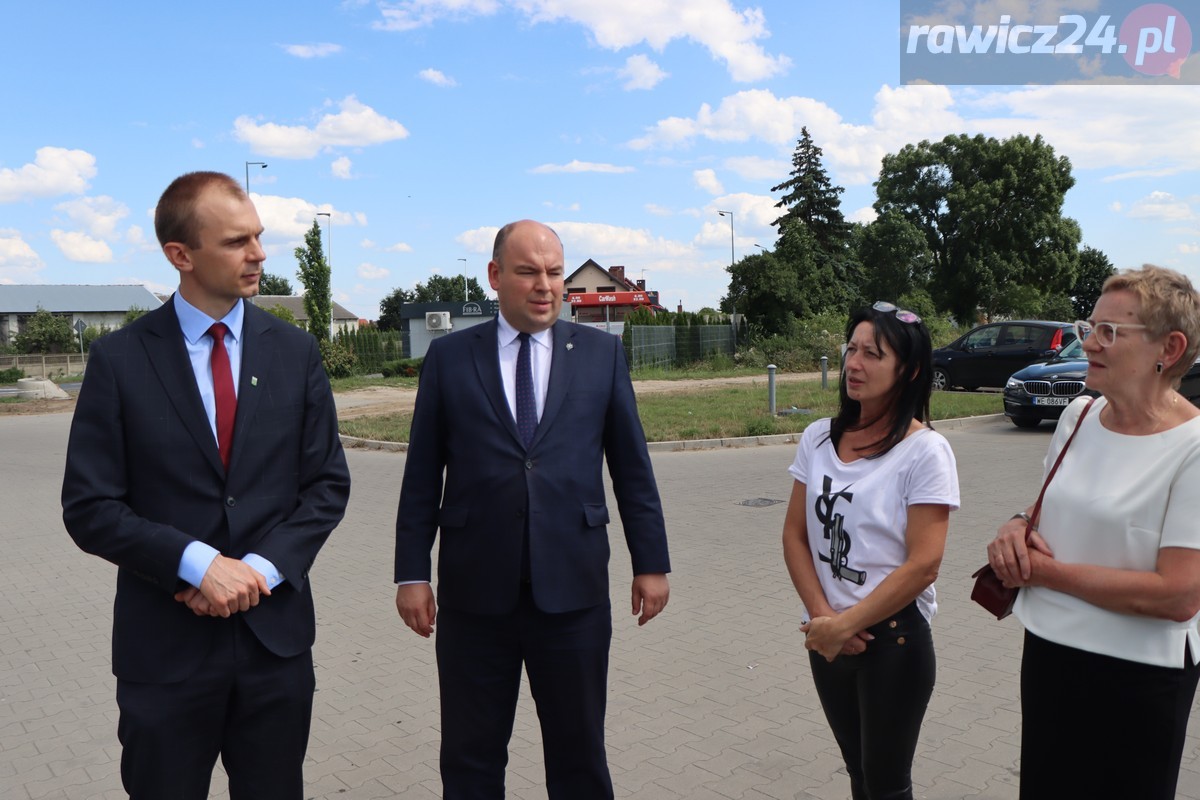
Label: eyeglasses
xmin=873 ymin=301 xmax=921 ymax=324
xmin=1073 ymin=319 xmax=1148 ymax=348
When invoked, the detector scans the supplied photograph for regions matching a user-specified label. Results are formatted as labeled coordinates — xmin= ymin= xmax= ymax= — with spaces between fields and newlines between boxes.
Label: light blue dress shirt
xmin=174 ymin=293 xmax=282 ymax=591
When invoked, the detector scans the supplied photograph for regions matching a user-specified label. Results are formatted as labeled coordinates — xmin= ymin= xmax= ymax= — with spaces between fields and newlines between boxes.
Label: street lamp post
xmin=717 ymin=210 xmax=736 ymax=345
xmin=316 ymin=212 xmax=332 ymax=339
xmin=244 ymin=161 xmax=267 ymax=194
xmin=458 ymin=258 xmax=468 ymax=301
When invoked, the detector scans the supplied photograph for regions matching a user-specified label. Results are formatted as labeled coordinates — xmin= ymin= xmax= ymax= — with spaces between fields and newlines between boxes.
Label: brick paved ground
xmin=3 ymin=410 xmax=1199 ymax=799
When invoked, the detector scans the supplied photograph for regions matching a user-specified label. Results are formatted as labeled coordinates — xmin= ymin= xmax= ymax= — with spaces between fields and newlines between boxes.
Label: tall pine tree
xmin=771 ymin=127 xmax=850 ymax=253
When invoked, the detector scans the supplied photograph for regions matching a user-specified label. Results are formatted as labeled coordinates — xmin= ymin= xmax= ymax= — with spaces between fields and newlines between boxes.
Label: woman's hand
xmin=801 ymin=615 xmax=871 ymax=662
xmin=988 ymin=514 xmax=1054 ymax=587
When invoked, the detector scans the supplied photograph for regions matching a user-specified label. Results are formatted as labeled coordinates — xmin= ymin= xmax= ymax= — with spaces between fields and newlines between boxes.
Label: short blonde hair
xmin=1102 ymin=264 xmax=1200 ymax=383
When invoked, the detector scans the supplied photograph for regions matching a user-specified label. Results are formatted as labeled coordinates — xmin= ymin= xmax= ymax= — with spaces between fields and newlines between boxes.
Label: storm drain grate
xmin=737 ymin=497 xmax=785 ymax=508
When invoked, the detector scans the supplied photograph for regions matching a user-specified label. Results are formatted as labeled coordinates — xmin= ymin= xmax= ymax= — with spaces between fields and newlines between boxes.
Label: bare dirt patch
xmin=0 ymin=397 xmax=76 ymax=416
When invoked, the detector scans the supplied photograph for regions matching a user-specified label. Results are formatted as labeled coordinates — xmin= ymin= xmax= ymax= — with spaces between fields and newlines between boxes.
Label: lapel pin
xmin=566 ymin=343 xmax=574 ymax=351
xmin=251 ymin=376 xmax=258 ymax=386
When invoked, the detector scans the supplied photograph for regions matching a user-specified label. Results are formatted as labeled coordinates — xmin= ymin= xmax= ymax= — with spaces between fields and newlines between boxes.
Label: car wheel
xmin=932 ymin=368 xmax=949 ymax=391
xmin=1010 ymin=416 xmax=1042 ymax=429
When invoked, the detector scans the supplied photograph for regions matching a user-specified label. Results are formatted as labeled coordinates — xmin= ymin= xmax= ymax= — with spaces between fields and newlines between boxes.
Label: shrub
xmin=380 ymin=358 xmax=424 ymax=378
xmin=319 ymin=339 xmax=358 ymax=379
xmin=0 ymin=367 xmax=24 ymax=384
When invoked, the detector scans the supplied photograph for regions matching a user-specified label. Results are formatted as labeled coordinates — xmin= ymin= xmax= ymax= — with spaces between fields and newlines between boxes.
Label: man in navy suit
xmin=62 ymin=171 xmax=350 ymax=799
xmin=394 ymin=220 xmax=671 ymax=799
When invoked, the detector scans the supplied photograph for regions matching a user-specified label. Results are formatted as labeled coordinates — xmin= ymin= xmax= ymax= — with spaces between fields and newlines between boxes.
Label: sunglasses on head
xmin=872 ymin=301 xmax=921 ymax=324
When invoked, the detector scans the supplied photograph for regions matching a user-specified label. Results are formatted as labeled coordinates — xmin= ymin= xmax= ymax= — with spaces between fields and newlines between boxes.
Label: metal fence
xmin=624 ymin=325 xmax=735 ymax=370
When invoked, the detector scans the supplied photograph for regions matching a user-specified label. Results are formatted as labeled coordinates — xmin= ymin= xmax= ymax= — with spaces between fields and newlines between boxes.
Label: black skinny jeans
xmin=808 ymin=602 xmax=935 ymax=800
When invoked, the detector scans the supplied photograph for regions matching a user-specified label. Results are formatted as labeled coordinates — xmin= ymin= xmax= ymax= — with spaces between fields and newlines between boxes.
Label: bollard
xmin=820 ymin=356 xmax=828 ymax=390
xmin=767 ymin=364 xmax=777 ymax=416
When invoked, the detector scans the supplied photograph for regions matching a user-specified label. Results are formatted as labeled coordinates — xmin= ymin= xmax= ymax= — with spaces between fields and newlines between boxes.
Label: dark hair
xmin=827 ymin=303 xmax=934 ymax=458
xmin=154 ymin=171 xmax=245 ymax=248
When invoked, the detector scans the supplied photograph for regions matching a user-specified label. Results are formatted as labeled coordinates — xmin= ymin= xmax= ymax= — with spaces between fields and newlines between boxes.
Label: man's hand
xmin=631 ymin=573 xmax=669 ymax=626
xmin=197 ymin=555 xmax=271 ymax=618
xmin=174 ymin=586 xmax=215 ymax=616
xmin=396 ymin=583 xmax=437 ymax=637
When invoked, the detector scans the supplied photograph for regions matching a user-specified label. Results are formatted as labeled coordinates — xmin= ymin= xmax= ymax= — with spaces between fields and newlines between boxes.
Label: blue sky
xmin=2 ymin=0 xmax=1198 ymax=321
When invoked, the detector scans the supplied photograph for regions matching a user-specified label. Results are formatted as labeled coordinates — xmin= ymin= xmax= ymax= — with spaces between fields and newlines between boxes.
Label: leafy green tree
xmin=259 ymin=272 xmax=295 ymax=295
xmin=856 ymin=209 xmax=934 ymax=303
xmin=874 ymin=133 xmax=1081 ymax=324
xmin=1071 ymin=246 xmax=1116 ymax=320
xmin=412 ymin=274 xmax=487 ymax=303
xmin=771 ymin=127 xmax=851 ymax=252
xmin=15 ymin=308 xmax=74 ymax=354
xmin=123 ymin=305 xmax=148 ymax=326
xmin=262 ymin=304 xmax=299 ymax=326
xmin=377 ymin=287 xmax=414 ymax=331
xmin=295 ymin=220 xmax=331 ymax=342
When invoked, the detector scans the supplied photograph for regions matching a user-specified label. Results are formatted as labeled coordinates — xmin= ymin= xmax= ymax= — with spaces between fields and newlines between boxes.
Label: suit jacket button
xmin=226 ymin=496 xmax=236 ymax=507
xmin=525 ymin=460 xmax=533 ymax=470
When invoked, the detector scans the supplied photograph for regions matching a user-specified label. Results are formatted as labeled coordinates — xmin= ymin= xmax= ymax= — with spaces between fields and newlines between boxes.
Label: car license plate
xmin=1034 ymin=397 xmax=1069 ymax=406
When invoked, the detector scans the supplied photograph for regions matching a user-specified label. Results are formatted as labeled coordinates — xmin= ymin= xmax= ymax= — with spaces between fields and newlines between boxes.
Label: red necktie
xmin=208 ymin=322 xmax=237 ymax=470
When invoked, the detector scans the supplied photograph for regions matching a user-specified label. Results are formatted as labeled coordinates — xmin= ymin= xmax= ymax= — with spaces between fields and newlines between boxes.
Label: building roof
xmin=0 ymin=284 xmax=164 ymax=314
xmin=250 ymin=295 xmax=359 ymax=322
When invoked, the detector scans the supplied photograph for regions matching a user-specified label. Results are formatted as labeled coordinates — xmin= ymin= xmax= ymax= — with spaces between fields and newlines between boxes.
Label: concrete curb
xmin=338 ymin=414 xmax=1008 ymax=454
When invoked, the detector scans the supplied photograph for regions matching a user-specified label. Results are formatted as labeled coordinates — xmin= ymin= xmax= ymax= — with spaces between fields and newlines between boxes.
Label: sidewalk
xmin=2 ymin=412 xmax=1198 ymax=799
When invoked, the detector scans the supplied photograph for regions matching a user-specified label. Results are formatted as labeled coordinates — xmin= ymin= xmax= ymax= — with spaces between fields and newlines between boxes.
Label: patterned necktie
xmin=515 ymin=332 xmax=537 ymax=448
xmin=208 ymin=322 xmax=237 ymax=470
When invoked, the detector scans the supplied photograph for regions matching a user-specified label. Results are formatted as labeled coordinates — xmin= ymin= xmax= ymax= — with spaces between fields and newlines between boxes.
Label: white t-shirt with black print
xmin=788 ymin=418 xmax=960 ymax=622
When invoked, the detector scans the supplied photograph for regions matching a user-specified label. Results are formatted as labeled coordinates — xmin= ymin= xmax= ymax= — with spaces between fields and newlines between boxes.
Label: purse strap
xmin=1028 ymin=397 xmax=1096 ymax=532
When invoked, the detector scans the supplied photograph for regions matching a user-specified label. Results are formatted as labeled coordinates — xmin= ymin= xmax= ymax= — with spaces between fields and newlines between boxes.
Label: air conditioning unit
xmin=425 ymin=311 xmax=452 ymax=331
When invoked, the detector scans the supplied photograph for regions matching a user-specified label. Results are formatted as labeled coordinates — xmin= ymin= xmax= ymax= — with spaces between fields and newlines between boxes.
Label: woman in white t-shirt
xmin=988 ymin=265 xmax=1200 ymax=800
xmin=782 ymin=302 xmax=960 ymax=800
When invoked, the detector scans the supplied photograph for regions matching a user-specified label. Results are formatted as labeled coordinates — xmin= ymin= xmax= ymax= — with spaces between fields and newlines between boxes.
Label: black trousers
xmin=1019 ymin=630 xmax=1200 ymax=800
xmin=808 ymin=602 xmax=935 ymax=800
xmin=435 ymin=586 xmax=614 ymax=800
xmin=115 ymin=615 xmax=315 ymax=800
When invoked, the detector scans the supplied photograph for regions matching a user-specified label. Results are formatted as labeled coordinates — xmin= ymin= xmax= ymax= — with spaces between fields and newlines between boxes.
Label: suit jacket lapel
xmin=534 ymin=320 xmax=576 ymax=447
xmin=141 ymin=299 xmax=225 ymax=476
xmin=229 ymin=300 xmax=267 ymax=473
xmin=471 ymin=319 xmax=523 ymax=446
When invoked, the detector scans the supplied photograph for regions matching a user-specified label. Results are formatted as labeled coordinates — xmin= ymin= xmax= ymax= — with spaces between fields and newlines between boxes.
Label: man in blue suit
xmin=62 ymin=171 xmax=351 ymax=799
xmin=394 ymin=220 xmax=671 ymax=799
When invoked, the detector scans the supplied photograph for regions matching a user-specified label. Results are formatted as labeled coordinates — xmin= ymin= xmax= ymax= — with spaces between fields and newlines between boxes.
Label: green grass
xmin=337 ymin=380 xmax=1003 ymax=444
xmin=329 ymin=374 xmax=419 ymax=392
xmin=0 ymin=396 xmax=26 ymax=405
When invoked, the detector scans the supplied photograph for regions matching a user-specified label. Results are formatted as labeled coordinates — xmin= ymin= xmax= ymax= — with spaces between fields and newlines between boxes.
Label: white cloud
xmin=282 ymin=43 xmax=343 ymax=58
xmin=419 ymin=68 xmax=458 ymax=87
xmin=644 ymin=203 xmax=673 ymax=217
xmin=724 ymin=155 xmax=789 ymax=181
xmin=0 ymin=147 xmax=97 ymax=203
xmin=693 ymin=169 xmax=724 ymax=195
xmin=618 ymin=54 xmax=667 ymax=90
xmin=233 ymin=95 xmax=409 ymax=159
xmin=51 ymin=229 xmax=113 ymax=263
xmin=191 ymin=138 xmax=205 ymax=149
xmin=848 ymin=206 xmax=878 ymax=225
xmin=361 ymin=238 xmax=376 ymax=249
xmin=251 ymin=195 xmax=364 ymax=240
xmin=55 ymin=196 xmax=130 ymax=239
xmin=385 ymin=241 xmax=414 ymax=253
xmin=529 ymin=160 xmax=635 ymax=174
xmin=1180 ymin=243 xmax=1200 ymax=255
xmin=357 ymin=262 xmax=390 ymax=279
xmin=0 ymin=231 xmax=44 ymax=282
xmin=371 ymin=0 xmax=788 ymax=81
xmin=1126 ymin=191 xmax=1195 ymax=222
xmin=331 ymin=156 xmax=354 ymax=179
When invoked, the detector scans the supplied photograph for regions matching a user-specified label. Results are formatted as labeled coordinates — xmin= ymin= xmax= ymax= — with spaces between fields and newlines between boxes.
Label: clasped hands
xmin=800 ymin=614 xmax=874 ymax=662
xmin=174 ymin=555 xmax=271 ymax=618
xmin=987 ymin=514 xmax=1054 ymax=589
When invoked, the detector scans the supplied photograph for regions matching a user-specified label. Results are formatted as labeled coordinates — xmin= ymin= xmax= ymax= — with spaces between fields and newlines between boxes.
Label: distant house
xmin=250 ymin=296 xmax=360 ymax=335
xmin=0 ymin=284 xmax=164 ymax=347
xmin=564 ymin=260 xmax=661 ymax=332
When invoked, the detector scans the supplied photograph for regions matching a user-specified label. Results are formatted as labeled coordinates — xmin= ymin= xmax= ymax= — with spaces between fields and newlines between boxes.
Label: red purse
xmin=971 ymin=398 xmax=1095 ymax=620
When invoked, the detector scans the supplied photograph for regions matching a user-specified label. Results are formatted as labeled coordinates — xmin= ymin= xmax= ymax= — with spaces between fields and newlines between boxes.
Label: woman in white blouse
xmin=988 ymin=265 xmax=1200 ymax=800
xmin=783 ymin=302 xmax=960 ymax=800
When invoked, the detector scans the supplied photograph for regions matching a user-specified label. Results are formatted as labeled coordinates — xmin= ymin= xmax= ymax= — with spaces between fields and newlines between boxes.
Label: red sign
xmin=566 ymin=291 xmax=655 ymax=306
